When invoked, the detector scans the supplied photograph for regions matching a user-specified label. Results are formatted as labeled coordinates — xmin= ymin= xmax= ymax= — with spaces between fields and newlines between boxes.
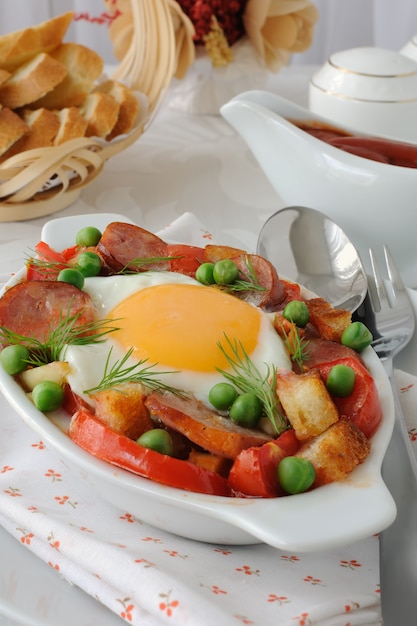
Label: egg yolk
xmin=108 ymin=283 xmax=262 ymax=372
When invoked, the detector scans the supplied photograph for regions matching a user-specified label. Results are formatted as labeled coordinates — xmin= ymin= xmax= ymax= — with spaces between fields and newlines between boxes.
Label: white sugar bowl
xmin=401 ymin=34 xmax=417 ymax=63
xmin=309 ymin=47 xmax=417 ymax=142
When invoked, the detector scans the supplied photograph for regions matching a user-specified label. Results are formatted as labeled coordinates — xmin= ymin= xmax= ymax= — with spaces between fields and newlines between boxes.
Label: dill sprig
xmin=25 ymin=251 xmax=68 ymax=278
xmin=117 ymin=256 xmax=179 ymax=274
xmin=0 ymin=309 xmax=120 ymax=366
xmin=276 ymin=319 xmax=310 ymax=369
xmin=84 ymin=346 xmax=188 ymax=397
xmin=223 ymin=255 xmax=267 ymax=293
xmin=216 ymin=333 xmax=287 ymax=434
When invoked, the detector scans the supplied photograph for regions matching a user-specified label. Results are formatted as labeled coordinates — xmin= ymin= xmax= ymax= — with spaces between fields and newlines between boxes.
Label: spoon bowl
xmin=257 ymin=206 xmax=367 ymax=312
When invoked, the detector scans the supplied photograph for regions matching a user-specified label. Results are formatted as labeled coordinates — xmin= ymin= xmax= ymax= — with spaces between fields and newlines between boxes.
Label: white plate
xmin=0 ymin=213 xmax=396 ymax=553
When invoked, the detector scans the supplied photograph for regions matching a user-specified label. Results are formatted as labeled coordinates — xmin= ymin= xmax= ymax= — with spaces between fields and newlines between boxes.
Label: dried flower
xmin=177 ymin=0 xmax=318 ymax=70
xmin=106 ymin=0 xmax=318 ymax=77
xmin=203 ymin=15 xmax=234 ymax=67
xmin=244 ymin=0 xmax=319 ymax=71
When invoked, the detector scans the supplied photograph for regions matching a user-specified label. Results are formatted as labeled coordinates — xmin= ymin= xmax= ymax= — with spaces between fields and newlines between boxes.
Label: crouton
xmin=92 ymin=382 xmax=154 ymax=440
xmin=188 ymin=449 xmax=232 ymax=477
xmin=276 ymin=369 xmax=339 ymax=441
xmin=306 ymin=297 xmax=351 ymax=342
xmin=296 ymin=419 xmax=370 ymax=486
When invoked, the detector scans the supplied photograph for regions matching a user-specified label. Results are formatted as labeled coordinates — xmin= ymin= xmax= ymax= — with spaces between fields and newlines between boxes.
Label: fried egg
xmin=64 ymin=272 xmax=291 ymax=407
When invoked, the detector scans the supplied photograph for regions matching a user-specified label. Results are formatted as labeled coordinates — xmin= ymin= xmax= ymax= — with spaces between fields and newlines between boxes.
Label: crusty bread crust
xmin=0 ymin=69 xmax=11 ymax=86
xmin=93 ymin=382 xmax=154 ymax=440
xmin=94 ymin=80 xmax=140 ymax=139
xmin=276 ymin=369 xmax=339 ymax=441
xmin=0 ymin=52 xmax=67 ymax=108
xmin=1 ymin=108 xmax=60 ymax=160
xmin=296 ymin=419 xmax=370 ymax=486
xmin=0 ymin=12 xmax=140 ymax=162
xmin=53 ymin=107 xmax=88 ymax=145
xmin=0 ymin=108 xmax=29 ymax=157
xmin=81 ymin=92 xmax=120 ymax=138
xmin=32 ymin=43 xmax=104 ymax=109
xmin=306 ymin=297 xmax=352 ymax=342
xmin=0 ymin=12 xmax=73 ymax=72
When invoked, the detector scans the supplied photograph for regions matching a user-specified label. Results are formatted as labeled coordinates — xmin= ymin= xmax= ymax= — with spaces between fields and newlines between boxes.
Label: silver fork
xmin=355 ymin=246 xmax=417 ymax=625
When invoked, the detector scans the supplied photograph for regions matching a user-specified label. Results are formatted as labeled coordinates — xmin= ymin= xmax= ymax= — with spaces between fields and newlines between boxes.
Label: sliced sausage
xmin=0 ymin=280 xmax=96 ymax=343
xmin=204 ymin=245 xmax=286 ymax=311
xmin=302 ymin=338 xmax=364 ymax=369
xmin=145 ymin=391 xmax=273 ymax=459
xmin=232 ymin=253 xmax=286 ymax=311
xmin=97 ymin=222 xmax=170 ymax=273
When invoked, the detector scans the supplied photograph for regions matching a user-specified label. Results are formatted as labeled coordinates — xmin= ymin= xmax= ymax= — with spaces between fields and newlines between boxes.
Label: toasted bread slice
xmin=80 ymin=92 xmax=120 ymax=138
xmin=1 ymin=107 xmax=60 ymax=159
xmin=32 ymin=43 xmax=104 ymax=109
xmin=53 ymin=107 xmax=88 ymax=145
xmin=0 ymin=52 xmax=67 ymax=108
xmin=0 ymin=12 xmax=74 ymax=72
xmin=94 ymin=79 xmax=139 ymax=139
xmin=0 ymin=108 xmax=29 ymax=158
xmin=296 ymin=419 xmax=370 ymax=486
xmin=276 ymin=369 xmax=339 ymax=441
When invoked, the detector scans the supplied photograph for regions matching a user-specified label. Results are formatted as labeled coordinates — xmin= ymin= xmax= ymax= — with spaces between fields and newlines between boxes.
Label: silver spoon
xmin=257 ymin=206 xmax=367 ymax=312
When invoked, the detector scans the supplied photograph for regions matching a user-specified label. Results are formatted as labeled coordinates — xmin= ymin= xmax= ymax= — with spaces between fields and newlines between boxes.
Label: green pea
xmin=57 ymin=268 xmax=84 ymax=290
xmin=341 ymin=321 xmax=373 ymax=352
xmin=76 ymin=251 xmax=102 ymax=277
xmin=137 ymin=428 xmax=174 ymax=456
xmin=277 ymin=456 xmax=316 ymax=494
xmin=229 ymin=392 xmax=262 ymax=428
xmin=75 ymin=226 xmax=102 ymax=247
xmin=0 ymin=345 xmax=30 ymax=375
xmin=196 ymin=262 xmax=215 ymax=285
xmin=213 ymin=259 xmax=239 ymax=285
xmin=283 ymin=300 xmax=310 ymax=327
xmin=326 ymin=364 xmax=356 ymax=397
xmin=209 ymin=382 xmax=238 ymax=411
xmin=32 ymin=380 xmax=64 ymax=412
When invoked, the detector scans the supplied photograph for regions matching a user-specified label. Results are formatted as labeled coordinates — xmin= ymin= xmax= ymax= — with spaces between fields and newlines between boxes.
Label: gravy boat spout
xmin=220 ymin=91 xmax=417 ymax=287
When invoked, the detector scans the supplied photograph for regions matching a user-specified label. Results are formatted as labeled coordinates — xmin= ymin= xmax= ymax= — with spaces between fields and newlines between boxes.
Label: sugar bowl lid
xmin=311 ymin=47 xmax=417 ymax=102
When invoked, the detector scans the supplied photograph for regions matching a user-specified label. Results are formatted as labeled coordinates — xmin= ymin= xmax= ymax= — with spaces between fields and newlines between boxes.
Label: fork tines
xmin=368 ymin=245 xmax=405 ymax=311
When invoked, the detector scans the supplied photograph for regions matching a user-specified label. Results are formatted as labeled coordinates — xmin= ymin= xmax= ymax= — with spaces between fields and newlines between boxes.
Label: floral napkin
xmin=0 ymin=213 xmax=416 ymax=626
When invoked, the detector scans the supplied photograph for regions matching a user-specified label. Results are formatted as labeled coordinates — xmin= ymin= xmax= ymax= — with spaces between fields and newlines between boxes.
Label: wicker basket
xmin=0 ymin=0 xmax=177 ymax=222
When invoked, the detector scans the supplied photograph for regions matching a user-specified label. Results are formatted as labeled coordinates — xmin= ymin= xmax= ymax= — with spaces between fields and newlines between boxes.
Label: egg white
xmin=63 ymin=272 xmax=291 ymax=408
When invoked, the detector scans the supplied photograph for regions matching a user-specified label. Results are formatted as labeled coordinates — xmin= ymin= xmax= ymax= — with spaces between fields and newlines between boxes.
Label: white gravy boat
xmin=220 ymin=91 xmax=417 ymax=286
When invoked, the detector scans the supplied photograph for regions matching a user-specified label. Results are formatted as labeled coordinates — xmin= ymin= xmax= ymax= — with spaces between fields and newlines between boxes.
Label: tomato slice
xmin=35 ymin=241 xmax=68 ymax=264
xmin=227 ymin=429 xmax=300 ymax=497
xmin=26 ymin=241 xmax=68 ymax=281
xmin=61 ymin=245 xmax=79 ymax=262
xmin=69 ymin=409 xmax=232 ymax=496
xmin=167 ymin=244 xmax=204 ymax=276
xmin=316 ymin=357 xmax=382 ymax=438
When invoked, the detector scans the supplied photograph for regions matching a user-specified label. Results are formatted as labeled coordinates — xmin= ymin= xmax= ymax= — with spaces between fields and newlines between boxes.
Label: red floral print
xmin=31 ymin=440 xmax=45 ymax=449
xmin=117 ymin=597 xmax=135 ymax=622
xmin=235 ymin=564 xmax=260 ymax=576
xmin=44 ymin=468 xmax=62 ymax=482
xmin=4 ymin=486 xmax=21 ymax=497
xmin=159 ymin=590 xmax=179 ymax=617
xmin=340 ymin=559 xmax=362 ymax=570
